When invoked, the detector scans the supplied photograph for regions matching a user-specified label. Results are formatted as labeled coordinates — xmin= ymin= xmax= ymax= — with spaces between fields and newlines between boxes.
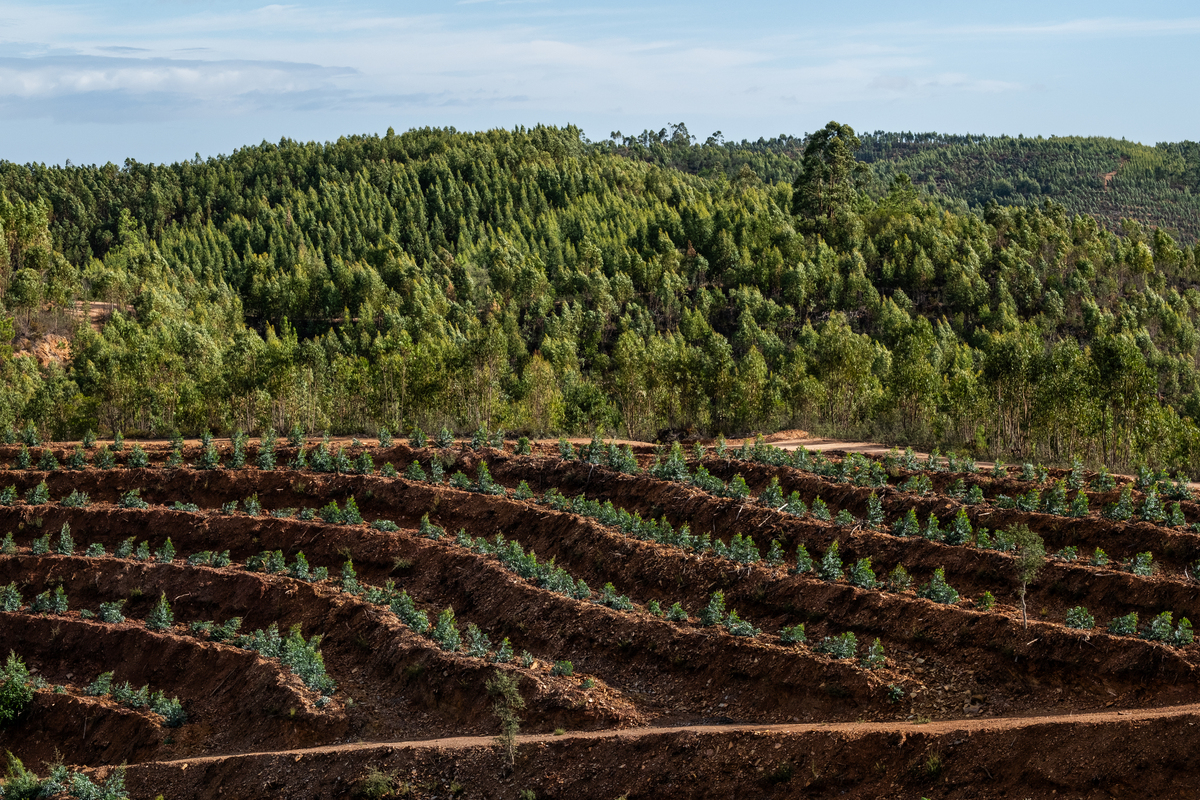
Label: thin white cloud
xmin=0 ymin=55 xmax=353 ymax=99
xmin=860 ymin=16 xmax=1200 ymax=39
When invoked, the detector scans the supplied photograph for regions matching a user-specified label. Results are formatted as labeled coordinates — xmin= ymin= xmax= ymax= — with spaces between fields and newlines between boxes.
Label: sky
xmin=1 ymin=0 xmax=1198 ymax=165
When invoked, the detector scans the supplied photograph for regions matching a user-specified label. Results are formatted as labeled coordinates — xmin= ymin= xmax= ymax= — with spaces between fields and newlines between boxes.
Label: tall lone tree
xmin=791 ymin=121 xmax=867 ymax=224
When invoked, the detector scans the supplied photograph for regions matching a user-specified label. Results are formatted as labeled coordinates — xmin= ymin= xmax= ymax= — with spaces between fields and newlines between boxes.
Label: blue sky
xmin=1 ymin=0 xmax=1198 ymax=165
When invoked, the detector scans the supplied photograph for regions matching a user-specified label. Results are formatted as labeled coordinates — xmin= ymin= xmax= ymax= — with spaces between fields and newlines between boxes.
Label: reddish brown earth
xmin=0 ymin=437 xmax=1198 ymax=798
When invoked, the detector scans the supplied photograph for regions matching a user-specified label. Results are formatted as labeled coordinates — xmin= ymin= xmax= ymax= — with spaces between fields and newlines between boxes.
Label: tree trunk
xmin=1019 ymin=585 xmax=1028 ymax=629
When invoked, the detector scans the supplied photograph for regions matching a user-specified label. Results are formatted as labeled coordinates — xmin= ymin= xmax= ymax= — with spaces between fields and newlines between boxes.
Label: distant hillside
xmin=604 ymin=126 xmax=1200 ymax=242
xmin=860 ymin=133 xmax=1200 ymax=243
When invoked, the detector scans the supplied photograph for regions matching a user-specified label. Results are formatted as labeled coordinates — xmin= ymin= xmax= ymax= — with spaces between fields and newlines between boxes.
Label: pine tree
xmin=866 ymin=492 xmax=884 ymax=528
xmin=430 ymin=608 xmax=462 ymax=651
xmin=818 ymin=541 xmax=843 ymax=582
xmin=145 ymin=594 xmax=174 ymax=631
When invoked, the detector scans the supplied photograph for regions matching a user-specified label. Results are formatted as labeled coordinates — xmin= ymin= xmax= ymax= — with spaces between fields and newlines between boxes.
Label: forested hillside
xmin=862 ymin=133 xmax=1200 ymax=243
xmin=3 ymin=122 xmax=1200 ymax=472
xmin=607 ymin=125 xmax=1200 ymax=242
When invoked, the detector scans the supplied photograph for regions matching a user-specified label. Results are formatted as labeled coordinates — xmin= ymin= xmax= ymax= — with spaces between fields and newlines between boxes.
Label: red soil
xmin=1 ymin=440 xmax=1200 ymax=798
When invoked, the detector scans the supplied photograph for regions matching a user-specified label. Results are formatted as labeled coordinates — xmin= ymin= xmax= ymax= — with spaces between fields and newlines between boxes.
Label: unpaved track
xmin=140 ymin=701 xmax=1200 ymax=767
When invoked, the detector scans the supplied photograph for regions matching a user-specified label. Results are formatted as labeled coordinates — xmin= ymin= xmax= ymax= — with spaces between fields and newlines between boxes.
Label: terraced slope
xmin=0 ymin=435 xmax=1198 ymax=798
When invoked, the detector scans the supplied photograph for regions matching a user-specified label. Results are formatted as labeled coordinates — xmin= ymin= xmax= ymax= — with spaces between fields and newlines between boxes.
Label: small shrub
xmin=758 ymin=477 xmax=784 ymax=509
xmin=114 ymin=537 xmax=135 ymax=558
xmin=151 ymin=692 xmax=188 ymax=727
xmin=1064 ymin=606 xmax=1094 ymax=629
xmin=257 ymin=430 xmax=277 ymax=471
xmin=52 ymin=523 xmax=73 ymax=555
xmin=1107 ymin=612 xmax=1138 ymax=636
xmin=1104 ymin=484 xmax=1134 ymax=521
xmin=37 ymin=449 xmax=58 ymax=471
xmin=945 ymin=508 xmax=972 ymax=546
xmin=848 ymin=557 xmax=876 ymax=590
xmin=779 ymin=623 xmax=806 ymax=644
xmin=155 ymin=538 xmax=175 ymax=563
xmin=1175 ymin=618 xmax=1194 ymax=646
xmin=550 ymin=660 xmax=574 ymax=677
xmin=25 ymin=482 xmax=49 ymax=505
xmin=284 ymin=423 xmax=304 ymax=448
xmin=288 ymin=552 xmax=312 ymax=581
xmin=99 ymin=600 xmax=125 ymax=624
xmin=32 ymin=585 xmax=69 ymax=614
xmin=918 ymin=568 xmax=959 ymax=605
xmin=860 ymin=638 xmax=886 ymax=669
xmin=0 ymin=583 xmax=21 ymax=612
xmin=134 ymin=541 xmax=150 ymax=561
xmin=0 ymin=486 xmax=17 ymax=506
xmin=31 ymin=534 xmax=49 ymax=555
xmin=0 ymin=652 xmax=35 ymax=725
xmin=816 ymin=632 xmax=857 ymax=659
xmin=765 ymin=539 xmax=784 ymax=567
xmin=1091 ymin=547 xmax=1109 ymax=567
xmin=430 ymin=608 xmax=461 ymax=652
xmin=434 ymin=427 xmax=454 ymax=448
xmin=724 ymin=610 xmax=760 ymax=637
xmin=699 ymin=591 xmax=726 ymax=626
xmin=791 ymin=544 xmax=814 ymax=574
xmin=886 ymin=564 xmax=913 ymax=592
xmin=493 ymin=638 xmax=514 ymax=663
xmin=976 ymin=591 xmax=996 ymax=610
xmin=243 ymin=494 xmax=262 ymax=516
xmin=1128 ymin=551 xmax=1154 ymax=577
xmin=60 ymin=489 xmax=90 ymax=508
xmin=0 ymin=534 xmax=14 ymax=555
xmin=145 ymin=594 xmax=174 ymax=631
xmin=474 ymin=462 xmax=505 ymax=495
xmin=66 ymin=445 xmax=87 ymax=470
xmin=784 ymin=491 xmax=807 ymax=516
xmin=320 ymin=501 xmax=344 ymax=525
xmin=726 ymin=474 xmax=751 ymax=500
xmin=88 ymin=445 xmax=114 ymax=470
xmin=465 ymin=624 xmax=491 ymax=659
xmin=1091 ymin=466 xmax=1115 ymax=492
xmin=87 ymin=672 xmax=114 ymax=696
xmin=1043 ymin=479 xmax=1068 ymax=515
xmin=665 ymin=602 xmax=688 ymax=622
xmin=810 ymin=497 xmax=831 ymax=521
xmin=866 ymin=492 xmax=884 ymax=528
xmin=119 ymin=489 xmax=148 ymax=509
xmin=892 ymin=508 xmax=919 ymax=538
xmin=818 ymin=541 xmax=843 ymax=582
xmin=922 ymin=513 xmax=943 ymax=541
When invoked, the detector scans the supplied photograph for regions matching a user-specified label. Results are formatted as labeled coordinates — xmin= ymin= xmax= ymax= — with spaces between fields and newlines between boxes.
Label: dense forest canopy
xmin=3 ymin=122 xmax=1200 ymax=473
